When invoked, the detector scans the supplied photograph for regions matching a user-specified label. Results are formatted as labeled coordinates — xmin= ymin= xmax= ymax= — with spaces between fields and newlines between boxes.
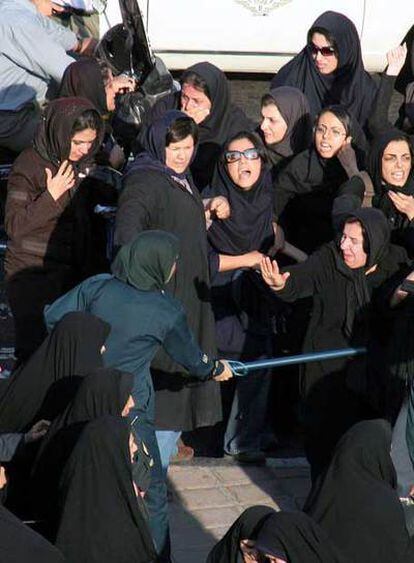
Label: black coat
xmin=114 ymin=169 xmax=221 ymax=430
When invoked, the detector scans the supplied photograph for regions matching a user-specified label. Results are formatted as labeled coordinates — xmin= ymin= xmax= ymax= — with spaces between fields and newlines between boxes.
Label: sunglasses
xmin=308 ymin=43 xmax=336 ymax=57
xmin=224 ymin=148 xmax=260 ymax=163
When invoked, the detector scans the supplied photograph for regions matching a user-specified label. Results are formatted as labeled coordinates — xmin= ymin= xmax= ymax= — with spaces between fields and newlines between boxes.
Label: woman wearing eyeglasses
xmin=273 ymin=104 xmax=367 ymax=253
xmin=205 ymin=131 xmax=286 ymax=463
xmin=270 ymin=11 xmax=378 ymax=134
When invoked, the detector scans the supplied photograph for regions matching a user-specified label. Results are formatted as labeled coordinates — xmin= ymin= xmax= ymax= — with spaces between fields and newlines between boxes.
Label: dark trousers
xmin=7 ymin=269 xmax=69 ymax=361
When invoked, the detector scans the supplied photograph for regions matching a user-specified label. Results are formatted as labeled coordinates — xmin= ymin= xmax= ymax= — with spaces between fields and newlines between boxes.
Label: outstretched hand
xmin=260 ymin=256 xmax=290 ymax=290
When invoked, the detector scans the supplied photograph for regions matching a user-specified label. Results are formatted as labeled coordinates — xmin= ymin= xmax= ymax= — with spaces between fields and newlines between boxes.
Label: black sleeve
xmin=273 ymin=155 xmax=311 ymax=220
xmin=367 ymin=74 xmax=397 ymax=138
xmin=114 ymin=172 xmax=159 ymax=247
xmin=332 ymin=175 xmax=365 ymax=231
xmin=275 ymin=245 xmax=334 ymax=302
xmin=0 ymin=433 xmax=24 ymax=462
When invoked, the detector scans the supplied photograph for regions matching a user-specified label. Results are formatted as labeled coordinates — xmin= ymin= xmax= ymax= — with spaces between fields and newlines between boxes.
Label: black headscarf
xmin=254 ymin=511 xmax=346 ymax=562
xmin=271 ymin=11 xmax=378 ymax=130
xmin=207 ymin=505 xmax=275 ymax=563
xmin=334 ymin=207 xmax=390 ymax=338
xmin=0 ymin=503 xmax=65 ymax=563
xmin=183 ymin=62 xmax=253 ymax=189
xmin=131 ymin=109 xmax=194 ymax=180
xmin=0 ymin=312 xmax=110 ymax=432
xmin=266 ymin=86 xmax=312 ymax=158
xmin=304 ymin=419 xmax=414 ymax=563
xmin=59 ymin=59 xmax=108 ymax=115
xmin=112 ymin=229 xmax=180 ymax=291
xmin=55 ymin=416 xmax=156 ymax=563
xmin=369 ymin=128 xmax=414 ymax=200
xmin=35 ymin=368 xmax=133 ymax=464
xmin=207 ymin=139 xmax=274 ymax=255
xmin=185 ymin=62 xmax=251 ymax=145
xmin=33 ymin=97 xmax=104 ymax=169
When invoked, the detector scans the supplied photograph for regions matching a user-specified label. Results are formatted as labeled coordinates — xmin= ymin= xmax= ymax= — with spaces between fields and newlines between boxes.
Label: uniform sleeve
xmin=44 ymin=275 xmax=112 ymax=331
xmin=114 ymin=174 xmax=159 ymax=247
xmin=5 ymin=164 xmax=65 ymax=242
xmin=162 ymin=307 xmax=215 ymax=380
xmin=7 ymin=23 xmax=76 ymax=83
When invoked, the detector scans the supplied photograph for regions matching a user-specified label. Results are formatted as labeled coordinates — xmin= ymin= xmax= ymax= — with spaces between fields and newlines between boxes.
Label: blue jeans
xmin=156 ymin=430 xmax=182 ymax=477
xmin=391 ymin=398 xmax=414 ymax=497
xmin=224 ymin=368 xmax=271 ymax=455
xmin=129 ymin=381 xmax=172 ymax=561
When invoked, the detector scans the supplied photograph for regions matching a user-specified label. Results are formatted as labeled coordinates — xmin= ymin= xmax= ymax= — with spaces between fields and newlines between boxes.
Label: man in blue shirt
xmin=0 ymin=0 xmax=96 ymax=152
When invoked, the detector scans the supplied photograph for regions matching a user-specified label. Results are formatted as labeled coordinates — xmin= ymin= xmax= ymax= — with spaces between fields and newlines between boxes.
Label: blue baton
xmin=228 ymin=347 xmax=366 ymax=377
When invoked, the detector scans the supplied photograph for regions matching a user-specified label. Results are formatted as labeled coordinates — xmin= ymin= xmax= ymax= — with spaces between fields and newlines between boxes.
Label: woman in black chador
xmin=271 ymin=10 xmax=378 ymax=132
xmin=207 ymin=505 xmax=345 ymax=563
xmin=260 ymin=208 xmax=408 ymax=479
xmin=55 ymin=416 xmax=157 ymax=563
xmin=0 ymin=312 xmax=109 ymax=433
xmin=304 ymin=420 xmax=414 ymax=563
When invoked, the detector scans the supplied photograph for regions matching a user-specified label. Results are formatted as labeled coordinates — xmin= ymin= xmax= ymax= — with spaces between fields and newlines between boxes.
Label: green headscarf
xmin=111 ymin=230 xmax=179 ymax=291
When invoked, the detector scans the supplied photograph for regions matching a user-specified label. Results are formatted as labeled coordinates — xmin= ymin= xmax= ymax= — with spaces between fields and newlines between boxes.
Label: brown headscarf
xmin=33 ymin=97 xmax=104 ymax=168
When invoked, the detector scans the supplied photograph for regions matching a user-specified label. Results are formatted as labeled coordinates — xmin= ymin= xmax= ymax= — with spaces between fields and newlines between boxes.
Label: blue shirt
xmin=0 ymin=0 xmax=77 ymax=110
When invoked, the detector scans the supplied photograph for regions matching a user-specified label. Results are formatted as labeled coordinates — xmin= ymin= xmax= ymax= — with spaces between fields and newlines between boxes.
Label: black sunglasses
xmin=308 ymin=43 xmax=336 ymax=57
xmin=224 ymin=148 xmax=260 ymax=163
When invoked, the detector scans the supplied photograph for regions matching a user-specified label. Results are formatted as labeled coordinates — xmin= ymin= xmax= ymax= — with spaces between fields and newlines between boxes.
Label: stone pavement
xmin=168 ymin=456 xmax=311 ymax=563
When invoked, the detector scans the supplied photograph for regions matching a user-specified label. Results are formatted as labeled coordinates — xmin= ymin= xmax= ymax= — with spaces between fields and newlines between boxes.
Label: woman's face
xmin=381 ymin=140 xmax=412 ymax=187
xmin=69 ymin=128 xmax=97 ymax=162
xmin=314 ymin=111 xmax=348 ymax=159
xmin=180 ymin=83 xmax=212 ymax=124
xmin=260 ymin=103 xmax=288 ymax=145
xmin=165 ymin=134 xmax=195 ymax=173
xmin=225 ymin=137 xmax=262 ymax=190
xmin=121 ymin=395 xmax=135 ymax=417
xmin=310 ymin=32 xmax=339 ymax=75
xmin=340 ymin=221 xmax=368 ymax=269
xmin=129 ymin=432 xmax=138 ymax=463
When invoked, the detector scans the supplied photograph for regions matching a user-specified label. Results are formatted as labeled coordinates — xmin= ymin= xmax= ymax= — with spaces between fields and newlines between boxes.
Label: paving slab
xmin=168 ymin=456 xmax=311 ymax=563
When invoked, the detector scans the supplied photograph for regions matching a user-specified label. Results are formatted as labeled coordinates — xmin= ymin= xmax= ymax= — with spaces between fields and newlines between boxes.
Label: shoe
xmin=170 ymin=444 xmax=194 ymax=464
xmin=228 ymin=451 xmax=266 ymax=465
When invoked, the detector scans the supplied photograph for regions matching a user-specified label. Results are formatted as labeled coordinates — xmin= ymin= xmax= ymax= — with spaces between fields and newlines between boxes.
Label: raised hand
xmin=46 ymin=160 xmax=75 ymax=201
xmin=386 ymin=43 xmax=408 ymax=76
xmin=388 ymin=190 xmax=414 ymax=220
xmin=182 ymin=106 xmax=210 ymax=124
xmin=260 ymin=256 xmax=290 ymax=290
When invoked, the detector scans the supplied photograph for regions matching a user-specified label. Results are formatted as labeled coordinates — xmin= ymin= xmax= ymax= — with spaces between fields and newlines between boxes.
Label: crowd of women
xmin=2 ymin=6 xmax=414 ymax=562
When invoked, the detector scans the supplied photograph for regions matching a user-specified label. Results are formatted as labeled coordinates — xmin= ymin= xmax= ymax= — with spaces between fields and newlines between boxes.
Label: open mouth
xmin=319 ymin=142 xmax=332 ymax=153
xmin=391 ymin=171 xmax=406 ymax=181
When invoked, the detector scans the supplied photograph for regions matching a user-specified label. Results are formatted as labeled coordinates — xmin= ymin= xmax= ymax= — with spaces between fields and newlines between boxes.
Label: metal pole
xmin=228 ymin=347 xmax=366 ymax=377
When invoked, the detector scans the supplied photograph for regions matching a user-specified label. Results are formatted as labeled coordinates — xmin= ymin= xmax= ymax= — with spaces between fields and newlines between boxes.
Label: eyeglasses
xmin=308 ymin=43 xmax=336 ymax=57
xmin=315 ymin=125 xmax=347 ymax=139
xmin=224 ymin=148 xmax=260 ymax=163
